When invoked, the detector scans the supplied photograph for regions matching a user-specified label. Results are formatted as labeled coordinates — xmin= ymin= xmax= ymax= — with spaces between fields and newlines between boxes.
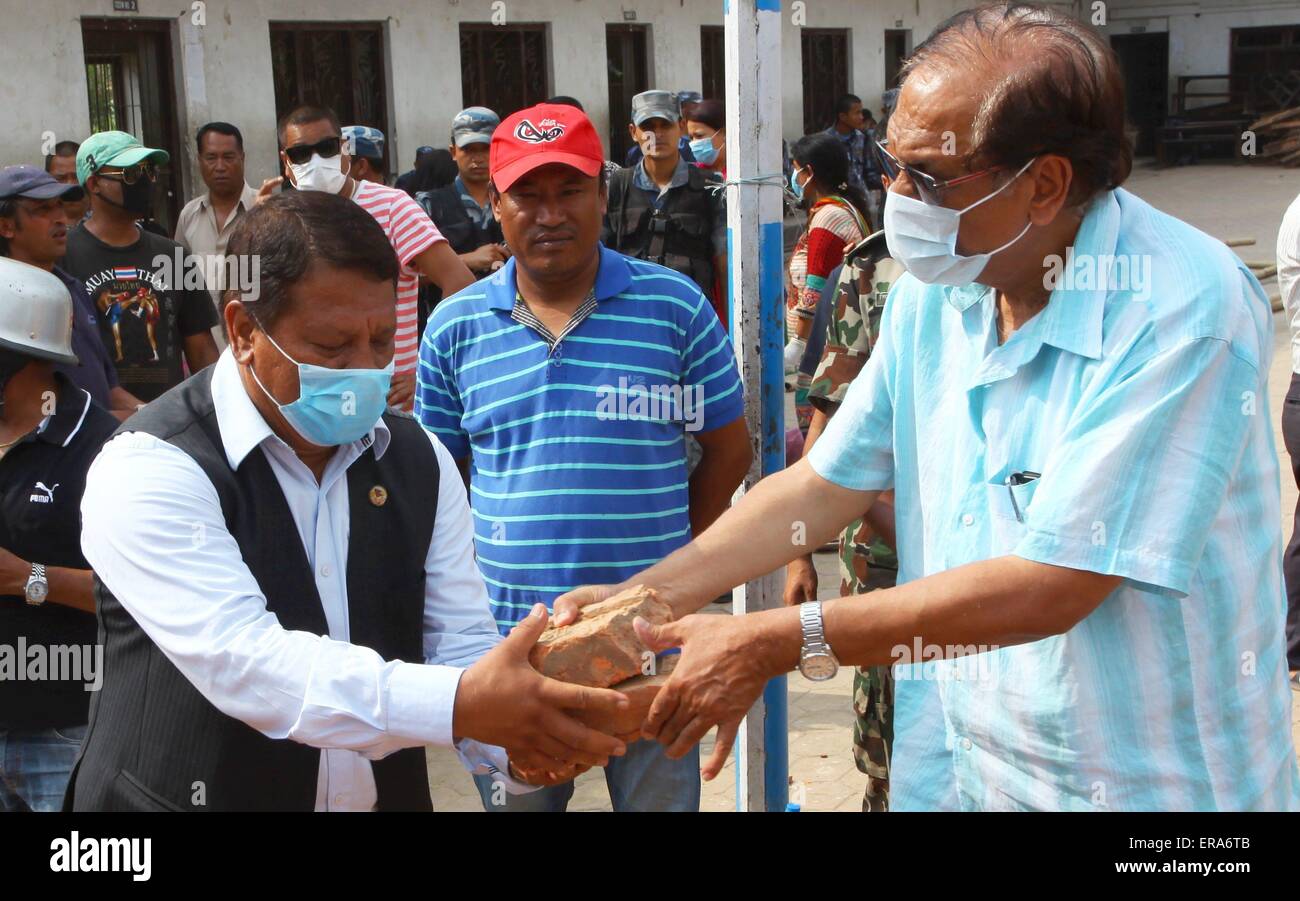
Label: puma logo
xmin=29 ymin=482 xmax=58 ymax=504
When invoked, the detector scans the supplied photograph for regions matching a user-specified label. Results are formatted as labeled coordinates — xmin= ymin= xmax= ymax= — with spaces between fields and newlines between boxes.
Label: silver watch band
xmin=800 ymin=600 xmax=828 ymax=651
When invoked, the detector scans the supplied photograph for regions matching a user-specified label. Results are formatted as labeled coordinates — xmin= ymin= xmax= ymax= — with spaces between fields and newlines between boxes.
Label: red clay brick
xmin=530 ymin=585 xmax=671 ymax=688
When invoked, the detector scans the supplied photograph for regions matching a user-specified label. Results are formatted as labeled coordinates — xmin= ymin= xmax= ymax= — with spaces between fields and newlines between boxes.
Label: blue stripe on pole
xmin=760 ymin=220 xmax=785 ymax=477
xmin=725 ymin=227 xmax=735 ymax=332
xmin=756 ymin=0 xmax=782 ymax=11
xmin=759 ymin=220 xmax=788 ymax=809
xmin=763 ymin=676 xmax=789 ymax=810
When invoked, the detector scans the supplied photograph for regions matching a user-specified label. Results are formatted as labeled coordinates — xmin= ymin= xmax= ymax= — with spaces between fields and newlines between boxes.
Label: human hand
xmin=254 ymin=176 xmax=284 ymax=205
xmin=783 ymin=555 xmax=817 ymax=607
xmin=454 ymin=603 xmax=630 ymax=775
xmin=386 ymin=370 xmax=415 ymax=409
xmin=634 ymin=611 xmax=791 ymax=780
xmin=550 ymin=583 xmax=623 ymax=628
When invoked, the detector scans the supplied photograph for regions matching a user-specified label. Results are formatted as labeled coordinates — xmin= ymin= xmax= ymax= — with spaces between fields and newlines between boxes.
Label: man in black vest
xmin=602 ymin=90 xmax=727 ymax=314
xmin=68 ymin=191 xmax=629 ymax=811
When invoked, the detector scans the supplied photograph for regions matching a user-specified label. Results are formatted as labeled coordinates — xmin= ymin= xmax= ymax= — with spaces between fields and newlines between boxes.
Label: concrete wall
xmin=5 ymin=0 xmax=1144 ymax=206
xmin=1102 ymin=0 xmax=1300 ymax=110
xmin=2 ymin=0 xmax=995 ymax=195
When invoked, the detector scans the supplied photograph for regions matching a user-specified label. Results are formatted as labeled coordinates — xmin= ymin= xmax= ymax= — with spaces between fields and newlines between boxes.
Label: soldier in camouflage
xmin=785 ymin=231 xmax=903 ymax=811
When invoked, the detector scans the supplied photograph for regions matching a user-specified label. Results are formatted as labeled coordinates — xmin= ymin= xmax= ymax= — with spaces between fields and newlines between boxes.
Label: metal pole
xmin=724 ymin=0 xmax=788 ymax=813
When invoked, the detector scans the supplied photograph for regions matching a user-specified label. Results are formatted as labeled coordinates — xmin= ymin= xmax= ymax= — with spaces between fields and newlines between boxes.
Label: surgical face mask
xmin=248 ymin=328 xmax=393 ymax=447
xmin=288 ymin=152 xmax=348 ymax=194
xmin=789 ymin=166 xmax=809 ymax=202
xmin=689 ymin=133 xmax=719 ymax=166
xmin=883 ymin=157 xmax=1036 ymax=286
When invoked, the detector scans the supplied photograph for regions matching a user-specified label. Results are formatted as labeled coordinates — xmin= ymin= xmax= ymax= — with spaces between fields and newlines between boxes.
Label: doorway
xmin=607 ymin=24 xmax=650 ymax=163
xmin=81 ymin=17 xmax=183 ymax=233
xmin=1111 ymin=32 xmax=1169 ymax=156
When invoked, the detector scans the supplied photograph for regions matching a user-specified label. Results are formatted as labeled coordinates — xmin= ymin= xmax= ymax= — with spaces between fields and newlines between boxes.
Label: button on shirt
xmin=416 ymin=245 xmax=745 ymax=633
xmin=80 ymin=351 xmax=529 ymax=811
xmin=809 ymin=188 xmax=1300 ymax=811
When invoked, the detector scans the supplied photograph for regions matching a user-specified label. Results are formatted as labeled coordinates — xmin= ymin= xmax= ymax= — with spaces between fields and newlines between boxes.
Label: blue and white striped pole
xmin=724 ymin=0 xmax=789 ymax=812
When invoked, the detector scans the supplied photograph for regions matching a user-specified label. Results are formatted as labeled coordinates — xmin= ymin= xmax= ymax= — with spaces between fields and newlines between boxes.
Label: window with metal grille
xmin=801 ymin=29 xmax=849 ymax=135
xmin=459 ymin=23 xmax=550 ymax=121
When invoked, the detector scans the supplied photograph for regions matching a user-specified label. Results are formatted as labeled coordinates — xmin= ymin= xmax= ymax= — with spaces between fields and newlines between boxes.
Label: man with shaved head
xmin=553 ymin=2 xmax=1300 ymax=811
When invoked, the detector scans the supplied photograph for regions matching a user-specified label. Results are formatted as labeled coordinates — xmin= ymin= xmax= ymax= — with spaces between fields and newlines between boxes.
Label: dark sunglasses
xmin=96 ymin=163 xmax=158 ymax=186
xmin=284 ymin=136 xmax=342 ymax=166
xmin=873 ymin=139 xmax=1003 ymax=206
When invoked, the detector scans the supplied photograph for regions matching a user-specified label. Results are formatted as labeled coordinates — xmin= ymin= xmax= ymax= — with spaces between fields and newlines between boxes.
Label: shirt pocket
xmin=986 ymin=475 xmax=1040 ymax=554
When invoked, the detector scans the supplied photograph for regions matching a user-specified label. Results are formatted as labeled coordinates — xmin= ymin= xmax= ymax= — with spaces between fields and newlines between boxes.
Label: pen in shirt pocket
xmin=1005 ymin=470 xmax=1041 ymax=524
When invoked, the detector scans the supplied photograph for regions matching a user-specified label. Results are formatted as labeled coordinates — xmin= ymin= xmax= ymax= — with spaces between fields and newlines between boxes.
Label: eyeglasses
xmin=873 ymin=139 xmax=1004 ymax=206
xmin=284 ymin=136 xmax=342 ymax=166
xmin=96 ymin=163 xmax=158 ymax=185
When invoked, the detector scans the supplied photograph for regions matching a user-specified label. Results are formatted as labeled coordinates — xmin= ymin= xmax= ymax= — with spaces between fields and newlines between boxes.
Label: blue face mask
xmin=789 ymin=166 xmax=808 ymax=202
xmin=689 ymin=134 xmax=719 ymax=166
xmin=249 ymin=329 xmax=393 ymax=447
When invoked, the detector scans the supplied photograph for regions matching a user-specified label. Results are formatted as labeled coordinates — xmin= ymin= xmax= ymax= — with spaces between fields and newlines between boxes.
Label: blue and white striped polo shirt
xmin=416 ymin=245 xmax=744 ymax=633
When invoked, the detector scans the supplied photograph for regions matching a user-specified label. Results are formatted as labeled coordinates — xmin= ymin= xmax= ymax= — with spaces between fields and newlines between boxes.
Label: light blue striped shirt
xmin=809 ymin=187 xmax=1300 ymax=811
xmin=416 ymin=245 xmax=744 ymax=634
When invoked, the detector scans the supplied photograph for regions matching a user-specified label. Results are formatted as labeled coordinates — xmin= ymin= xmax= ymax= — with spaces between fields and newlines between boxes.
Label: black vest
xmin=416 ymin=186 xmax=503 ymax=255
xmin=67 ymin=367 xmax=438 ymax=811
xmin=603 ymin=165 xmax=719 ymax=296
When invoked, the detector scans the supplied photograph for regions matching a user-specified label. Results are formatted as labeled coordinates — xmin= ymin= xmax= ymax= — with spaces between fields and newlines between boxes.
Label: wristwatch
xmin=24 ymin=562 xmax=48 ymax=606
xmin=797 ymin=600 xmax=839 ymax=681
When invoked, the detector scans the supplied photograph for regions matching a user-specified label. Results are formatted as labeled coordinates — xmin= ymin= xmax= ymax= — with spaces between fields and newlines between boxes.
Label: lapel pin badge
xmin=369 ymin=485 xmax=388 ymax=507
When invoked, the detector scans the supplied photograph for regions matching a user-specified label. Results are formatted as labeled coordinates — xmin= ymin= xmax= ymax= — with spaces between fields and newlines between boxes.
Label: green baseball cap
xmin=76 ymin=131 xmax=169 ymax=186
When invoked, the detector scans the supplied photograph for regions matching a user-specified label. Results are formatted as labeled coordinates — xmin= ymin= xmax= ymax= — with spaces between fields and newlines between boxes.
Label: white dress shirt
xmin=1276 ymin=191 xmax=1300 ymax=373
xmin=80 ymin=351 xmax=530 ymax=810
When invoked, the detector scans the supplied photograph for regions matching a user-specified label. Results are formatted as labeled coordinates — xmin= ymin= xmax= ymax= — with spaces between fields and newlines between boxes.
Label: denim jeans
xmin=473 ymin=738 xmax=700 ymax=811
xmin=0 ymin=724 xmax=87 ymax=812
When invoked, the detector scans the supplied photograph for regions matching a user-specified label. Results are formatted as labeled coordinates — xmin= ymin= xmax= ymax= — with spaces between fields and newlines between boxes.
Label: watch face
xmin=800 ymin=651 xmax=838 ymax=682
xmin=26 ymin=580 xmax=48 ymax=604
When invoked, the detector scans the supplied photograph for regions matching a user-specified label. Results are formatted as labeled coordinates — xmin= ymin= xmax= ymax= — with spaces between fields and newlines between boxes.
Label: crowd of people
xmin=0 ymin=0 xmax=1297 ymax=813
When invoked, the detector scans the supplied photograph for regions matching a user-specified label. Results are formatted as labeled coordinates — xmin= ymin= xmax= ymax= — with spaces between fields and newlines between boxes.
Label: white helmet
xmin=0 ymin=256 xmax=77 ymax=365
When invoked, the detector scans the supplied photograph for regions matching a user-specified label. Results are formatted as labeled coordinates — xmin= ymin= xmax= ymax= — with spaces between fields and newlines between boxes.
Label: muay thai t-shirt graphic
xmin=61 ymin=224 xmax=217 ymax=402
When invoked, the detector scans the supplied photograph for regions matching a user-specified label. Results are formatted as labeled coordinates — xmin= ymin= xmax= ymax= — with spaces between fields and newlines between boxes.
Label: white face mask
xmin=883 ymin=157 xmax=1036 ymax=286
xmin=289 ymin=153 xmax=348 ymax=194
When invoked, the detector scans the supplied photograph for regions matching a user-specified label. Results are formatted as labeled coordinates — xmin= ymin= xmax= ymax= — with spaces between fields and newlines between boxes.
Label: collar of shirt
xmin=480 ymin=242 xmax=634 ymax=312
xmin=208 ymin=349 xmax=390 ymax=471
xmin=198 ymin=183 xmax=258 ymax=217
xmin=944 ymin=190 xmax=1116 ymax=375
xmin=511 ymin=285 xmax=597 ymax=348
xmin=453 ymin=175 xmax=492 ymax=221
xmin=30 ymin=373 xmax=93 ymax=449
xmin=633 ymin=155 xmax=691 ymax=197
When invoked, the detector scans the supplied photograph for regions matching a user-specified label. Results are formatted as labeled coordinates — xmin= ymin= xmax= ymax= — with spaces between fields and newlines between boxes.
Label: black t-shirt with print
xmin=62 ymin=223 xmax=218 ymax=402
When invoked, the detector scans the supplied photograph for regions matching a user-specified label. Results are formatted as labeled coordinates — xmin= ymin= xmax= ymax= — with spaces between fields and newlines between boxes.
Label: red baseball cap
xmin=490 ymin=103 xmax=604 ymax=193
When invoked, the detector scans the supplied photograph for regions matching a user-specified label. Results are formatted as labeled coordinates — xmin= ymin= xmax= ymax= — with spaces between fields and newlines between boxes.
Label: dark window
xmin=81 ymin=18 xmax=183 ymax=233
xmin=884 ymin=29 xmax=911 ymax=92
xmin=269 ymin=23 xmax=389 ymax=175
xmin=801 ymin=28 xmax=849 ymax=135
xmin=701 ymin=26 xmax=725 ymax=102
xmin=459 ymin=24 xmax=550 ymax=122
xmin=606 ymin=24 xmax=649 ymax=163
xmin=1230 ymin=25 xmax=1300 ymax=111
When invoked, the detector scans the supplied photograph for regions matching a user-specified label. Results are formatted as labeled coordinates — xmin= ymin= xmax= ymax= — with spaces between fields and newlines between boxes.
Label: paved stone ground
xmin=428 ymin=161 xmax=1300 ymax=811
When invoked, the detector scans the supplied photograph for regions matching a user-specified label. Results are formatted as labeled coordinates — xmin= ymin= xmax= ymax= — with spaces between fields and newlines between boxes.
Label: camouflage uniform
xmin=807 ymin=233 xmax=904 ymax=812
